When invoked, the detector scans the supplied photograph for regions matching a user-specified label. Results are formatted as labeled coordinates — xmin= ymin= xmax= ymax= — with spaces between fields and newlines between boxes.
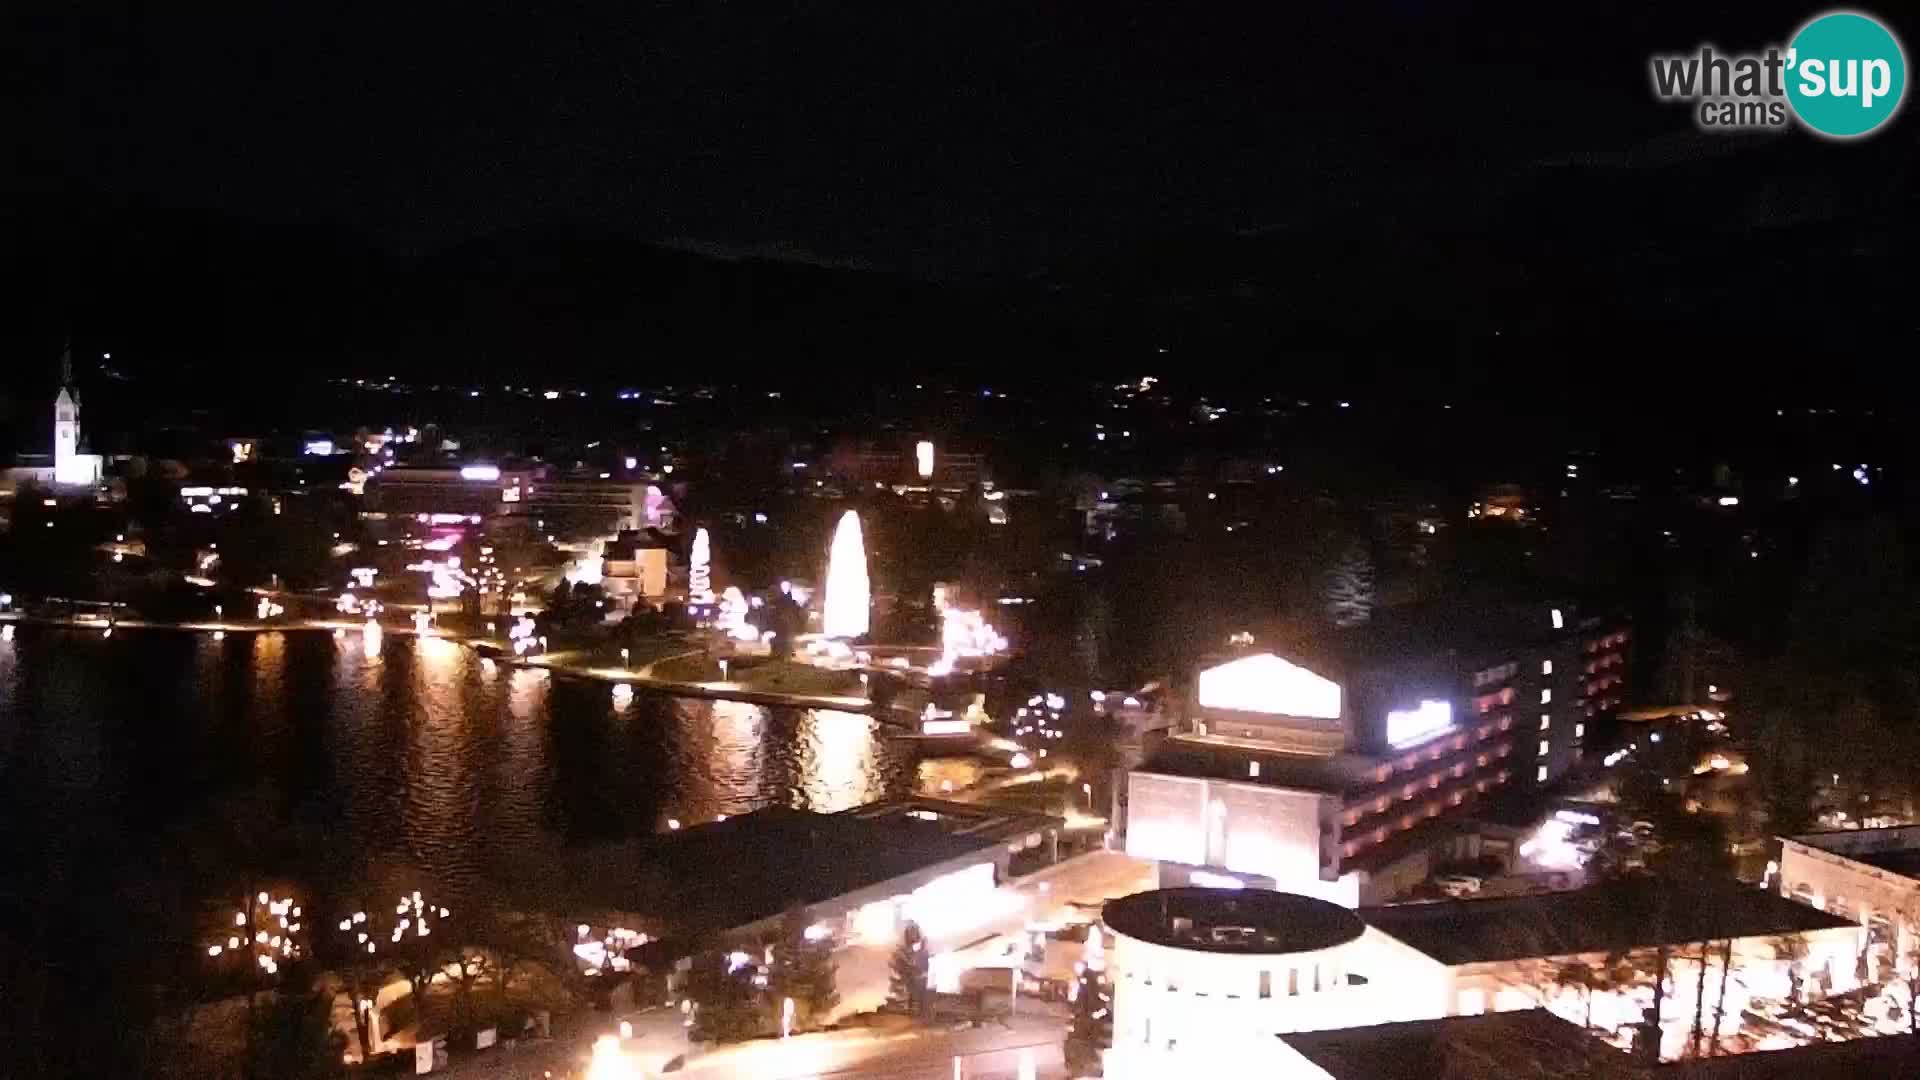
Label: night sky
xmin=3 ymin=2 xmax=1915 ymax=384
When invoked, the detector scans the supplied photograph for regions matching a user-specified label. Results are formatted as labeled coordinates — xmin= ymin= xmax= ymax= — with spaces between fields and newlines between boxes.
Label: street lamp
xmin=1082 ymin=782 xmax=1093 ymax=809
xmin=621 ymin=647 xmax=630 ymax=669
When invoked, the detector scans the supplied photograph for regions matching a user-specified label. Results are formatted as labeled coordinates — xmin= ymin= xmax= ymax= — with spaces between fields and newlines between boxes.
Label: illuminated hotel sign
xmin=1385 ymin=700 xmax=1454 ymax=748
xmin=459 ymin=464 xmax=502 ymax=481
xmin=1196 ymin=653 xmax=1342 ymax=719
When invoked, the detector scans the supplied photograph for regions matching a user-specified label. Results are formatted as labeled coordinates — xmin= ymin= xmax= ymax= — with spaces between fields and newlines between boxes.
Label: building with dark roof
xmin=638 ymin=799 xmax=1064 ymax=946
xmin=1281 ymin=1011 xmax=1618 ymax=1080
xmin=1358 ymin=881 xmax=1856 ymax=967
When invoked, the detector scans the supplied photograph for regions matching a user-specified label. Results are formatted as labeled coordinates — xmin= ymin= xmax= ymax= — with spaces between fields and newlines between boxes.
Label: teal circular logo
xmin=1786 ymin=11 xmax=1906 ymax=138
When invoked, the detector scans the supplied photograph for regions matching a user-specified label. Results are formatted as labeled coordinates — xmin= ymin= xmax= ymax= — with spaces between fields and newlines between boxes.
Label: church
xmin=0 ymin=341 xmax=106 ymax=498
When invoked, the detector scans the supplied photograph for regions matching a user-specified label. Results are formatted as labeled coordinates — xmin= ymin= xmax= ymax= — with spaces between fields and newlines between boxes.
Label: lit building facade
xmin=1779 ymin=824 xmax=1920 ymax=974
xmin=1122 ymin=605 xmax=1631 ymax=905
xmin=1103 ymin=884 xmax=1863 ymax=1075
xmin=366 ymin=466 xmax=677 ymax=538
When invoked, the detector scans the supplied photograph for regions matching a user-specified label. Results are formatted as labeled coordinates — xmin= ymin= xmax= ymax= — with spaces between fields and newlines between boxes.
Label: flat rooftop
xmin=1858 ymin=850 xmax=1920 ymax=878
xmin=1789 ymin=825 xmax=1920 ymax=882
xmin=1284 ymin=1011 xmax=1612 ymax=1080
xmin=1103 ymin=887 xmax=1365 ymax=955
xmin=635 ymin=800 xmax=1061 ymax=937
xmin=1139 ymin=737 xmax=1375 ymax=796
xmin=1360 ymin=880 xmax=1855 ymax=966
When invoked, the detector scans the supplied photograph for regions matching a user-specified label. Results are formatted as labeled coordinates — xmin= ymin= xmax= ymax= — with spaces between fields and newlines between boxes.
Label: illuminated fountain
xmin=688 ymin=527 xmax=714 ymax=604
xmin=822 ymin=511 xmax=870 ymax=639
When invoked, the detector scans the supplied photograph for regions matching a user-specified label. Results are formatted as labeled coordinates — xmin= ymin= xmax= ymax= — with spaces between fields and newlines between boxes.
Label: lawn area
xmin=644 ymin=653 xmax=863 ymax=697
xmin=731 ymin=659 xmax=863 ymax=697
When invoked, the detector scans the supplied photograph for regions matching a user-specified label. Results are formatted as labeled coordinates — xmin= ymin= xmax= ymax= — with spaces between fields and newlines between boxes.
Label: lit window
xmin=1538 ymin=740 xmax=1550 ymax=757
xmin=1539 ymin=714 xmax=1551 ymax=731
xmin=1248 ymin=761 xmax=1260 ymax=778
xmin=1541 ymin=659 xmax=1553 ymax=675
xmin=1575 ymin=723 xmax=1585 ymax=739
xmin=1536 ymin=765 xmax=1548 ymax=783
xmin=1540 ymin=689 xmax=1552 ymax=704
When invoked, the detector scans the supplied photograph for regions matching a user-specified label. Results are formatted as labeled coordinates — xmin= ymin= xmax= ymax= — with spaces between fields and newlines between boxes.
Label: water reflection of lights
xmin=415 ymin=632 xmax=461 ymax=672
xmin=800 ymin=709 xmax=883 ymax=812
xmin=361 ymin=619 xmax=383 ymax=660
xmin=706 ymin=699 xmax=766 ymax=818
xmin=611 ymin=683 xmax=634 ymax=713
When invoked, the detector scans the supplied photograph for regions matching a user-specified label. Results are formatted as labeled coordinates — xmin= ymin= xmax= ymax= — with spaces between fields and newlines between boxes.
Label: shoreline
xmin=0 ymin=610 xmax=916 ymax=723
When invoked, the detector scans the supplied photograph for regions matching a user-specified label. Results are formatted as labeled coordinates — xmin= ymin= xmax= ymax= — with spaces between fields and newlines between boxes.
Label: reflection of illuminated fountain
xmin=822 ymin=511 xmax=869 ymax=639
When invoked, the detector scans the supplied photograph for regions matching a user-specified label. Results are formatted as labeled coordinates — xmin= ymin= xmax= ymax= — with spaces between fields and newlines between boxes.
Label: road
xmin=431 ymin=1009 xmax=1067 ymax=1079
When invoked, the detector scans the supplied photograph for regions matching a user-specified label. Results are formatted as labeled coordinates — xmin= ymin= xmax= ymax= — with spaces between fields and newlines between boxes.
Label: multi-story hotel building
xmin=1121 ymin=602 xmax=1631 ymax=905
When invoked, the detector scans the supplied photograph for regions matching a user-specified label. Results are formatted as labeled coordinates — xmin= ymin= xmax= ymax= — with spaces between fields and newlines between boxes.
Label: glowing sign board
xmin=460 ymin=464 xmax=501 ymax=481
xmin=1195 ymin=653 xmax=1341 ymax=719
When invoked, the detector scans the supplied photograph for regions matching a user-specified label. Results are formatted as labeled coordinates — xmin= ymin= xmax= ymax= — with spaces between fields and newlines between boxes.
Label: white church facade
xmin=1 ymin=341 xmax=105 ymax=498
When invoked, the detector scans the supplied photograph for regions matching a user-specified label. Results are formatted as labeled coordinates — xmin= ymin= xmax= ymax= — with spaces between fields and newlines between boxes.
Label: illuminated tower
xmin=53 ymin=340 xmax=82 ymax=482
xmin=822 ymin=510 xmax=870 ymax=639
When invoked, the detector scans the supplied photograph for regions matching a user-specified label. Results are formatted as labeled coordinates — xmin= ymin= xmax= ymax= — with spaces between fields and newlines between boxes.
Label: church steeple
xmin=54 ymin=338 xmax=82 ymax=472
xmin=57 ymin=337 xmax=78 ymax=408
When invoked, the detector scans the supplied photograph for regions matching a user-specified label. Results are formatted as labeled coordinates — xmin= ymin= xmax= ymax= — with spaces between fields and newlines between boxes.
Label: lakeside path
xmin=0 ymin=610 xmax=899 ymax=720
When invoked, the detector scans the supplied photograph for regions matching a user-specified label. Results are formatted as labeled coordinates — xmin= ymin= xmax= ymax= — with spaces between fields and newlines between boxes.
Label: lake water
xmin=0 ymin=624 xmax=924 ymax=895
xmin=0 ymin=623 xmax=927 ymax=1044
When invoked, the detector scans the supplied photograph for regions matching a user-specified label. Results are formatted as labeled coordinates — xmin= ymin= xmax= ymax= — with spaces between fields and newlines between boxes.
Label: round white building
xmin=1102 ymin=887 xmax=1385 ymax=1075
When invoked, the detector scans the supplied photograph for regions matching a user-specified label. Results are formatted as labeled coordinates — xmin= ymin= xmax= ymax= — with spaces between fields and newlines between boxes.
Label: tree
xmin=1064 ymin=932 xmax=1113 ymax=1076
xmin=1546 ymin=956 xmax=1601 ymax=1031
xmin=251 ymin=983 xmax=347 ymax=1080
xmin=685 ymin=949 xmax=767 ymax=1043
xmin=1898 ymin=896 xmax=1920 ymax=1037
xmin=1434 ymin=1011 xmax=1638 ymax=1080
xmin=333 ymin=957 xmax=392 ymax=1064
xmin=765 ymin=909 xmax=838 ymax=1030
xmin=1708 ymin=937 xmax=1735 ymax=1056
xmin=330 ymin=881 xmax=455 ymax=1041
xmin=886 ymin=921 xmax=931 ymax=1018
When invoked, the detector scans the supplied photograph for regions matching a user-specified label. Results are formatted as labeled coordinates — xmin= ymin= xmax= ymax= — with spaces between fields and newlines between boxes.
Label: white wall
xmin=1108 ymin=925 xmax=1448 ymax=1056
xmin=1125 ymin=772 xmax=1332 ymax=888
